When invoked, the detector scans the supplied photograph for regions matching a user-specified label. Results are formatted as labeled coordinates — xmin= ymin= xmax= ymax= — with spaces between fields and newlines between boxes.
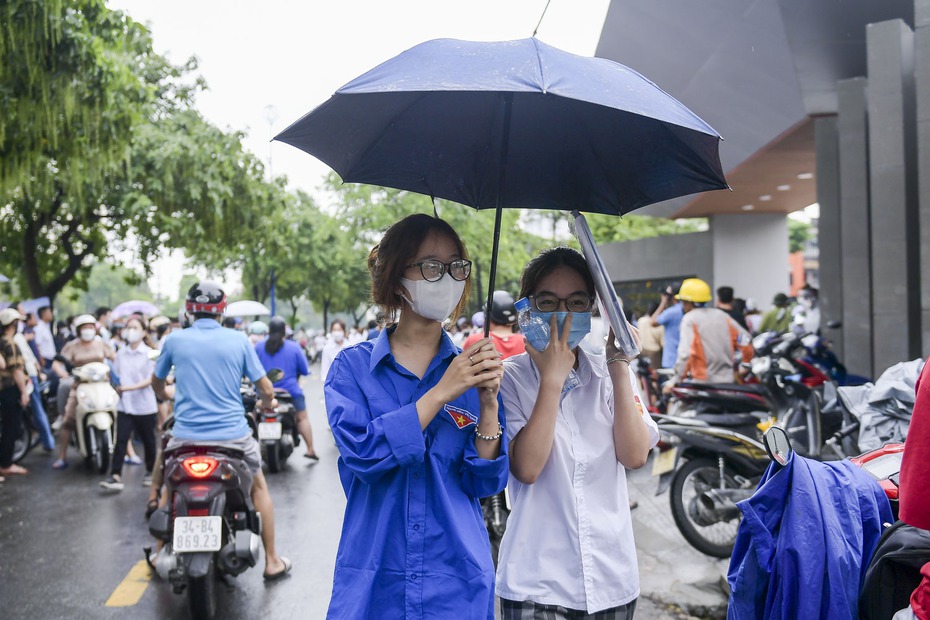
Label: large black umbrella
xmin=276 ymin=38 xmax=728 ymax=330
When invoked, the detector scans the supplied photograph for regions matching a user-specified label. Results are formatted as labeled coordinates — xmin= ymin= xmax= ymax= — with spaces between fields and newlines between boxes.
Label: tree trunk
xmin=323 ymin=300 xmax=330 ymax=333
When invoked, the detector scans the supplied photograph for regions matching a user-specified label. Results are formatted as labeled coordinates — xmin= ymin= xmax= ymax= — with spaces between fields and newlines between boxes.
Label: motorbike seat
xmin=680 ymin=381 xmax=769 ymax=395
xmin=693 ymin=412 xmax=765 ymax=428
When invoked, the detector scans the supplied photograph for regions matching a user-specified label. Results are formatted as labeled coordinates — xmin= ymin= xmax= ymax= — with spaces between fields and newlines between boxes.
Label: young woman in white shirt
xmin=496 ymin=247 xmax=660 ymax=620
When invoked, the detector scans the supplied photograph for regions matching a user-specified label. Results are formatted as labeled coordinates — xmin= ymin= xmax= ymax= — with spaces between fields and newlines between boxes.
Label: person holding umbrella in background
xmin=324 ymin=213 xmax=507 ymax=619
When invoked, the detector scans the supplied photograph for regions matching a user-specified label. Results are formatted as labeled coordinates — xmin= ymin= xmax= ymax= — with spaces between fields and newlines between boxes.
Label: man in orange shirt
xmin=463 ymin=290 xmax=525 ymax=360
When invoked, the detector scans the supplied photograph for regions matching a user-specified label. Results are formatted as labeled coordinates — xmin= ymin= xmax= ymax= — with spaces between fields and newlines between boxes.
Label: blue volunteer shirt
xmin=324 ymin=327 xmax=509 ymax=620
xmin=656 ymin=303 xmax=684 ymax=368
xmin=254 ymin=339 xmax=308 ymax=398
xmin=154 ymin=318 xmax=266 ymax=441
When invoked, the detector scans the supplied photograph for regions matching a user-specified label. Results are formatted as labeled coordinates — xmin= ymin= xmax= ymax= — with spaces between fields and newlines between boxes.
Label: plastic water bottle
xmin=515 ymin=298 xmax=580 ymax=394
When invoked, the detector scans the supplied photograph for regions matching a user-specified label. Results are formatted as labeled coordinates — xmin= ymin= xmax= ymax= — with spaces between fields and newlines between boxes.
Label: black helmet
xmin=185 ymin=281 xmax=227 ymax=316
xmin=489 ymin=290 xmax=517 ymax=325
xmin=268 ymin=316 xmax=287 ymax=335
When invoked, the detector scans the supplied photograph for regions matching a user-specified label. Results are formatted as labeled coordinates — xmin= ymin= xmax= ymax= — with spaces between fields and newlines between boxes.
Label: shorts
xmin=166 ymin=434 xmax=262 ymax=474
xmin=291 ymin=393 xmax=306 ymax=413
xmin=500 ymin=599 xmax=636 ymax=620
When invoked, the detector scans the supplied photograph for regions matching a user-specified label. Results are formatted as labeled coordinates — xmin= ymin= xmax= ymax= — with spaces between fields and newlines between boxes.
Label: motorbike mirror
xmin=266 ymin=368 xmax=284 ymax=383
xmin=763 ymin=427 xmax=793 ymax=466
xmin=825 ymin=320 xmax=842 ymax=329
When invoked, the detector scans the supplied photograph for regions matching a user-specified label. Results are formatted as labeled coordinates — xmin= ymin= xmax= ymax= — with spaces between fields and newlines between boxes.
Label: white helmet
xmin=73 ymin=314 xmax=98 ymax=330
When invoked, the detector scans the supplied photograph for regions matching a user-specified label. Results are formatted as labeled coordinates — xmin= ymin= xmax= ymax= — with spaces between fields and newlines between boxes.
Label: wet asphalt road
xmin=0 ymin=362 xmax=724 ymax=620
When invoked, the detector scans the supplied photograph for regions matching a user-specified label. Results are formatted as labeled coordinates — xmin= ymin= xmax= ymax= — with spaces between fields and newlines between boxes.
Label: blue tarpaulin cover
xmin=727 ymin=452 xmax=893 ymax=620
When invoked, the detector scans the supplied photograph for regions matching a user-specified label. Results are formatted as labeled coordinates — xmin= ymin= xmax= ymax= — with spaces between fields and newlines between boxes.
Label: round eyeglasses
xmin=530 ymin=293 xmax=595 ymax=313
xmin=407 ymin=259 xmax=472 ymax=282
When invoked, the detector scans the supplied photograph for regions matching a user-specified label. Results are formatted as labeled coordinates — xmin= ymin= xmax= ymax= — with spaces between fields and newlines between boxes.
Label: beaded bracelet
xmin=606 ymin=357 xmax=632 ymax=365
xmin=475 ymin=423 xmax=503 ymax=441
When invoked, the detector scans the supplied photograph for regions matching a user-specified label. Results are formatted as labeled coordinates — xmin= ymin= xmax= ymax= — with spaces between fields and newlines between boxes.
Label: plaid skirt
xmin=500 ymin=598 xmax=637 ymax=620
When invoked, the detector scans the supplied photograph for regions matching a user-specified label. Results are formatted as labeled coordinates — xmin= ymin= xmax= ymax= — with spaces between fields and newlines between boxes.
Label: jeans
xmin=29 ymin=376 xmax=54 ymax=450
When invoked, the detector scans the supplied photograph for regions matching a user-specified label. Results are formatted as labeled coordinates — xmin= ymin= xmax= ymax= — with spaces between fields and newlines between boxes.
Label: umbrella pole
xmin=485 ymin=93 xmax=514 ymax=338
xmin=485 ymin=205 xmax=504 ymax=338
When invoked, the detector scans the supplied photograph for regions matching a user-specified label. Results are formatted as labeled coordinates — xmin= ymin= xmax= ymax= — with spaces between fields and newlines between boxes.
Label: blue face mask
xmin=527 ymin=311 xmax=592 ymax=350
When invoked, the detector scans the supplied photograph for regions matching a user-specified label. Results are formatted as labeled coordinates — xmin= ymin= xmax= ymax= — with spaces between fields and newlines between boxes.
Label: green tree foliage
xmin=584 ymin=212 xmax=707 ymax=242
xmin=0 ymin=0 xmax=270 ymax=303
xmin=788 ymin=218 xmax=812 ymax=253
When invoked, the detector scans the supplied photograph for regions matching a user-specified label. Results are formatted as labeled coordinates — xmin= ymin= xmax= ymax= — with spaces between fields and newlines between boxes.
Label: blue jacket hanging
xmin=727 ymin=452 xmax=893 ymax=620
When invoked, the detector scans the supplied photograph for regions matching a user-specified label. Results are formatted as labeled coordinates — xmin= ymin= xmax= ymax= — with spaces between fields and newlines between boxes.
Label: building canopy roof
xmin=595 ymin=0 xmax=915 ymax=218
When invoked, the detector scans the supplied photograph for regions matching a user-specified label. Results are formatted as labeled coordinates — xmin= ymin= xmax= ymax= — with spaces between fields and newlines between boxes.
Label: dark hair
xmin=518 ymin=247 xmax=594 ymax=301
xmin=94 ymin=307 xmax=111 ymax=320
xmin=124 ymin=316 xmax=157 ymax=349
xmin=222 ymin=316 xmax=237 ymax=328
xmin=329 ymin=319 xmax=346 ymax=332
xmin=264 ymin=317 xmax=287 ymax=355
xmin=733 ymin=297 xmax=747 ymax=314
xmin=717 ymin=286 xmax=734 ymax=304
xmin=367 ymin=319 xmax=378 ymax=330
xmin=647 ymin=301 xmax=661 ymax=316
xmin=38 ymin=305 xmax=51 ymax=318
xmin=367 ymin=214 xmax=471 ymax=323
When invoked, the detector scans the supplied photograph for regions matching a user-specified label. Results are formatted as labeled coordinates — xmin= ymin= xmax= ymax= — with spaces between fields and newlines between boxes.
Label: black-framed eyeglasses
xmin=406 ymin=259 xmax=472 ymax=282
xmin=530 ymin=293 xmax=595 ymax=313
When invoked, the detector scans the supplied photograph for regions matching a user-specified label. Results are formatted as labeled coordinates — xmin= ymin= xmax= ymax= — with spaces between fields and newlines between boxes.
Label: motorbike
xmin=5 ymin=379 xmax=57 ymax=463
xmin=254 ymin=388 xmax=299 ymax=473
xmin=652 ymin=348 xmax=830 ymax=558
xmin=148 ymin=439 xmax=262 ymax=619
xmin=71 ymin=361 xmax=119 ymax=473
xmin=239 ymin=370 xmax=296 ymax=473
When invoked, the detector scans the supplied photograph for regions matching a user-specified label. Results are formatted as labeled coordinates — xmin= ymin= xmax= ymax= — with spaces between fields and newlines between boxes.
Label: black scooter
xmin=148 ymin=442 xmax=262 ymax=619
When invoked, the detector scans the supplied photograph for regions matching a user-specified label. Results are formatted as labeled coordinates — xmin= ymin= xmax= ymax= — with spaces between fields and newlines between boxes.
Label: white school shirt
xmin=496 ymin=347 xmax=660 ymax=614
xmin=113 ymin=342 xmax=157 ymax=415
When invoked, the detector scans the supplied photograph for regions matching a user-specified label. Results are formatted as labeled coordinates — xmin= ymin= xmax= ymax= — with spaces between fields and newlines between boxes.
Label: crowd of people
xmin=0 ymin=216 xmax=835 ymax=618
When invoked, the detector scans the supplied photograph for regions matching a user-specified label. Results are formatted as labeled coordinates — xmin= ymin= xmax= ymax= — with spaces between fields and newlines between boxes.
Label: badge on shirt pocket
xmin=444 ymin=403 xmax=477 ymax=429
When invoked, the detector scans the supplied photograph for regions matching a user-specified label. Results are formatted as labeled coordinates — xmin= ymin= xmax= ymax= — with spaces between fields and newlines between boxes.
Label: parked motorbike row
xmin=647 ymin=328 xmax=905 ymax=559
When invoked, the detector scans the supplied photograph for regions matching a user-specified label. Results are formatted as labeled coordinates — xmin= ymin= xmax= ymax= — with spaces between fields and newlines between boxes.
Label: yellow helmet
xmin=676 ymin=278 xmax=712 ymax=303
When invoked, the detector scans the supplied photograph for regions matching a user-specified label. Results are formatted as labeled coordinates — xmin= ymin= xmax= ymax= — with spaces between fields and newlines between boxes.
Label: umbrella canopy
xmin=226 ymin=300 xmax=271 ymax=317
xmin=276 ymin=37 xmax=727 ymax=215
xmin=276 ymin=38 xmax=727 ymax=334
xmin=112 ymin=300 xmax=160 ymax=319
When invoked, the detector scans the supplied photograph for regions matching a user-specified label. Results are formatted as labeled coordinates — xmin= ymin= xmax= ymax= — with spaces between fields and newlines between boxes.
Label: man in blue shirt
xmin=652 ymin=284 xmax=685 ymax=369
xmin=152 ymin=281 xmax=291 ymax=581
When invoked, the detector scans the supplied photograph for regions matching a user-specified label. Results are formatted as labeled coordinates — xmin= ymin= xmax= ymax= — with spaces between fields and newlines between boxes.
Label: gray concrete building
xmin=595 ymin=0 xmax=927 ymax=377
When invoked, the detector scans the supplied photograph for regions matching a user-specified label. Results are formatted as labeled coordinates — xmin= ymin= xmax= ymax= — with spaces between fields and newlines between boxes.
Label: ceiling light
xmin=797 ymin=172 xmax=814 ymax=180
xmin=777 ymin=184 xmax=791 ymax=191
xmin=741 ymin=204 xmax=755 ymax=211
xmin=759 ymin=195 xmax=772 ymax=201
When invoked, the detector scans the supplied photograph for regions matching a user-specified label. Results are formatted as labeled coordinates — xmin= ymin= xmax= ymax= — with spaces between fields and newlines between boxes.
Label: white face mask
xmin=400 ymin=275 xmax=466 ymax=322
xmin=332 ymin=330 xmax=345 ymax=343
xmin=124 ymin=328 xmax=143 ymax=344
xmin=79 ymin=328 xmax=96 ymax=342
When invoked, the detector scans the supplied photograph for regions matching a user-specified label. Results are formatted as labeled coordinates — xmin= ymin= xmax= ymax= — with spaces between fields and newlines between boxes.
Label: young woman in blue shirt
xmin=324 ymin=213 xmax=508 ymax=619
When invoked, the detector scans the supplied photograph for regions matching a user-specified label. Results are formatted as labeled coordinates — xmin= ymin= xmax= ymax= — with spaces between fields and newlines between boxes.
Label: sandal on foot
xmin=51 ymin=459 xmax=68 ymax=470
xmin=263 ymin=557 xmax=293 ymax=582
xmin=303 ymin=453 xmax=320 ymax=462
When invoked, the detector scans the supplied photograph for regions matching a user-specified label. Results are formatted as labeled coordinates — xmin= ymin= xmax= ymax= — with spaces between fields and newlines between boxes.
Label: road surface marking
xmin=105 ymin=560 xmax=151 ymax=607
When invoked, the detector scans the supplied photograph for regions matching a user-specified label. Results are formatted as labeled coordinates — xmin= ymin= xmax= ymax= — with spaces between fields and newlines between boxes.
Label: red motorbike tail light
xmin=182 ymin=456 xmax=219 ymax=479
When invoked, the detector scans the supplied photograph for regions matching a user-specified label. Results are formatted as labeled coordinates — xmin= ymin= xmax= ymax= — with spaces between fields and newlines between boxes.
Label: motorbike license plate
xmin=652 ymin=447 xmax=678 ymax=476
xmin=258 ymin=422 xmax=283 ymax=440
xmin=173 ymin=516 xmax=222 ymax=553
